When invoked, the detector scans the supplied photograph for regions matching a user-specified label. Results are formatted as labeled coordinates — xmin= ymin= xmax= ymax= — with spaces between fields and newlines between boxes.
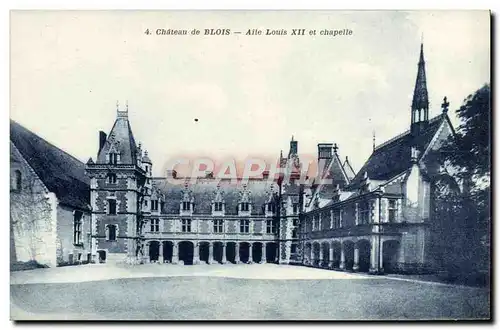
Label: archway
xmin=266 ymin=242 xmax=278 ymax=263
xmin=312 ymin=242 xmax=321 ymax=266
xmin=383 ymin=240 xmax=401 ymax=273
xmin=252 ymin=242 xmax=263 ymax=263
xmin=178 ymin=241 xmax=194 ymax=265
xmin=239 ymin=242 xmax=251 ymax=263
xmin=213 ymin=242 xmax=223 ymax=263
xmin=357 ymin=240 xmax=371 ymax=272
xmin=332 ymin=241 xmax=342 ymax=268
xmin=149 ymin=241 xmax=160 ymax=263
xmin=321 ymin=242 xmax=330 ymax=268
xmin=163 ymin=241 xmax=173 ymax=263
xmin=226 ymin=242 xmax=236 ymax=263
xmin=199 ymin=242 xmax=210 ymax=264
xmin=342 ymin=240 xmax=355 ymax=270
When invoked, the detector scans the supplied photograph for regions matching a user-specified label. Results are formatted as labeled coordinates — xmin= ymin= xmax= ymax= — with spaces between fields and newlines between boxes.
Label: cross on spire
xmin=333 ymin=143 xmax=338 ymax=154
xmin=441 ymin=96 xmax=450 ymax=114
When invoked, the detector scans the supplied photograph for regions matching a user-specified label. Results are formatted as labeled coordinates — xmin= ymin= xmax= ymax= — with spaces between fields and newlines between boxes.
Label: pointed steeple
xmin=96 ymin=101 xmax=138 ymax=165
xmin=411 ymin=42 xmax=430 ymax=134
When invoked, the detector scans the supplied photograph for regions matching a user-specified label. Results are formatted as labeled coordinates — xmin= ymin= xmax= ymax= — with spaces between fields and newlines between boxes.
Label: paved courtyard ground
xmin=10 ymin=263 xmax=490 ymax=320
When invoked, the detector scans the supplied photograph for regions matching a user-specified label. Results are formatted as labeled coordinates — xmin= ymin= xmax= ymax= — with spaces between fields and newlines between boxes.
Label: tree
xmin=445 ymin=84 xmax=491 ymax=189
xmin=433 ymin=84 xmax=491 ymax=278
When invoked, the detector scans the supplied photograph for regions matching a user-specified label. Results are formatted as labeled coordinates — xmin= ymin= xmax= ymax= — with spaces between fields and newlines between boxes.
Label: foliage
xmin=431 ymin=84 xmax=491 ymax=276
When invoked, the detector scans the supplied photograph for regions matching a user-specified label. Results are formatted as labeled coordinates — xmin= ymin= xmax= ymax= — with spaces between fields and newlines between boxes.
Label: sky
xmin=10 ymin=10 xmax=490 ymax=176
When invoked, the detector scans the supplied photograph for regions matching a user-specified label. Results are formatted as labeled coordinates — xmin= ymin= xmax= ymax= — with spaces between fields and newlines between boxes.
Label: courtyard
xmin=10 ymin=263 xmax=490 ymax=320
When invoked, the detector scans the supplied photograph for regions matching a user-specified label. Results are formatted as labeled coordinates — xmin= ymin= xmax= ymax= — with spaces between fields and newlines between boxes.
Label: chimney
xmin=98 ymin=131 xmax=107 ymax=153
xmin=317 ymin=143 xmax=333 ymax=177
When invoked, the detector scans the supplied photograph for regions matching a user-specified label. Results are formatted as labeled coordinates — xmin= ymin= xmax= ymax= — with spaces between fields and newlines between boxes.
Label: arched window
xmin=106 ymin=224 xmax=117 ymax=241
xmin=14 ymin=170 xmax=22 ymax=191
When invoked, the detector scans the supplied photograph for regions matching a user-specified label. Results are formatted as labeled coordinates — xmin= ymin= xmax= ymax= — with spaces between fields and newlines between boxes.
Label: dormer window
xmin=214 ymin=202 xmax=223 ymax=212
xmin=241 ymin=202 xmax=249 ymax=212
xmin=109 ymin=152 xmax=118 ymax=165
xmin=151 ymin=200 xmax=159 ymax=211
xmin=107 ymin=173 xmax=117 ymax=184
xmin=182 ymin=201 xmax=191 ymax=211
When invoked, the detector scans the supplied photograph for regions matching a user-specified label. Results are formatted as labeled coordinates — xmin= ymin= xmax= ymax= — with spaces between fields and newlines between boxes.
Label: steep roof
xmin=10 ymin=120 xmax=90 ymax=210
xmin=153 ymin=178 xmax=280 ymax=215
xmin=342 ymin=157 xmax=356 ymax=180
xmin=349 ymin=114 xmax=445 ymax=188
xmin=96 ymin=110 xmax=138 ymax=164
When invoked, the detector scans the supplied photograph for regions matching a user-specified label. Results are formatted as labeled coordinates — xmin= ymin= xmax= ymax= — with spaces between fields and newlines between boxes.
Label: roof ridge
xmin=373 ymin=113 xmax=444 ymax=151
xmin=10 ymin=119 xmax=86 ymax=169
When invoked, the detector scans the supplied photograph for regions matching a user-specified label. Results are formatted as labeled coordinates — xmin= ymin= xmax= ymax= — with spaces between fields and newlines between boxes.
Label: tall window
xmin=214 ymin=202 xmax=223 ymax=212
xmin=151 ymin=200 xmax=158 ymax=211
xmin=182 ymin=201 xmax=191 ymax=211
xmin=359 ymin=201 xmax=370 ymax=224
xmin=291 ymin=243 xmax=297 ymax=254
xmin=293 ymin=218 xmax=298 ymax=227
xmin=213 ymin=219 xmax=224 ymax=233
xmin=292 ymin=204 xmax=298 ymax=214
xmin=182 ymin=219 xmax=192 ymax=232
xmin=73 ymin=211 xmax=83 ymax=245
xmin=388 ymin=199 xmax=397 ymax=223
xmin=292 ymin=228 xmax=298 ymax=238
xmin=107 ymin=173 xmax=117 ymax=184
xmin=266 ymin=219 xmax=277 ymax=234
xmin=240 ymin=202 xmax=249 ymax=212
xmin=107 ymin=225 xmax=117 ymax=241
xmin=108 ymin=152 xmax=118 ymax=165
xmin=108 ymin=199 xmax=117 ymax=215
xmin=332 ymin=209 xmax=341 ymax=229
xmin=13 ymin=170 xmax=22 ymax=191
xmin=150 ymin=219 xmax=160 ymax=232
xmin=240 ymin=219 xmax=249 ymax=233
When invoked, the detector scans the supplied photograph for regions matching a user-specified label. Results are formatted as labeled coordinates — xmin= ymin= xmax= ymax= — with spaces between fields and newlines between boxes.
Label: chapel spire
xmin=411 ymin=42 xmax=430 ymax=134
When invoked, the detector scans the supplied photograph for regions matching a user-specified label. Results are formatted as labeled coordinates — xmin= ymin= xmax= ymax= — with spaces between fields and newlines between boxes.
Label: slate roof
xmin=10 ymin=120 xmax=90 ymax=210
xmin=153 ymin=178 xmax=280 ymax=215
xmin=96 ymin=111 xmax=138 ymax=164
xmin=348 ymin=114 xmax=445 ymax=188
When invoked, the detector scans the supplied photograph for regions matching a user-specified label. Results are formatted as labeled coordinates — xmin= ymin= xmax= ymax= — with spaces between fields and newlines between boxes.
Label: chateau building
xmin=10 ymin=43 xmax=461 ymax=274
xmin=299 ymin=43 xmax=458 ymax=274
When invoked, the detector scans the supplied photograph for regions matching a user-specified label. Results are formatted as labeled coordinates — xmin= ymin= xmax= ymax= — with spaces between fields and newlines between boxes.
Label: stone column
xmin=172 ymin=241 xmax=179 ymax=264
xmin=144 ymin=242 xmax=150 ymax=263
xmin=248 ymin=243 xmax=253 ymax=264
xmin=319 ymin=245 xmax=324 ymax=267
xmin=260 ymin=243 xmax=266 ymax=264
xmin=208 ymin=242 xmax=214 ymax=264
xmin=328 ymin=244 xmax=334 ymax=268
xmin=221 ymin=242 xmax=227 ymax=264
xmin=369 ymin=236 xmax=383 ymax=274
xmin=353 ymin=245 xmax=360 ymax=271
xmin=339 ymin=244 xmax=346 ymax=270
xmin=158 ymin=242 xmax=164 ymax=264
xmin=193 ymin=242 xmax=200 ymax=265
xmin=310 ymin=245 xmax=314 ymax=265
xmin=235 ymin=242 xmax=241 ymax=264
